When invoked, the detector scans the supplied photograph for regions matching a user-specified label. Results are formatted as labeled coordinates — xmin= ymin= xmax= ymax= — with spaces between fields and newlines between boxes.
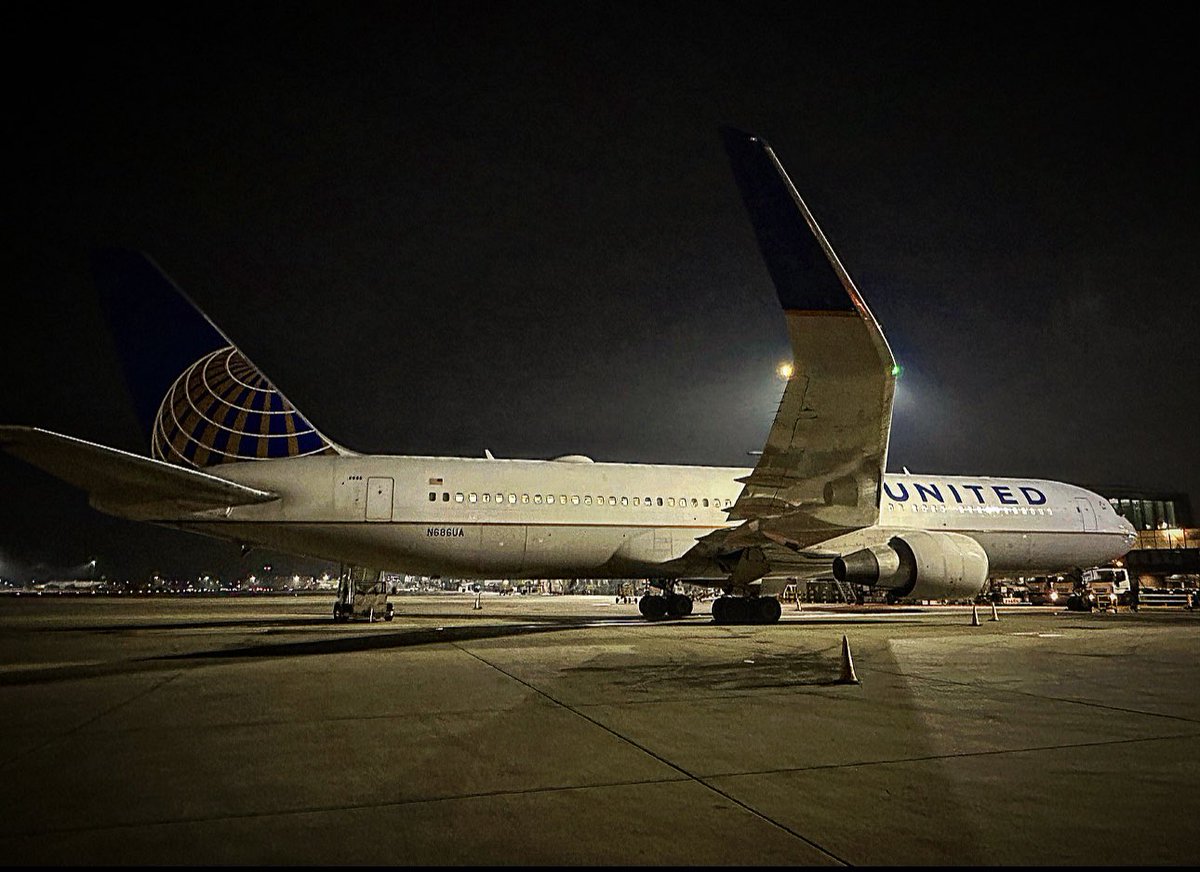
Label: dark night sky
xmin=2 ymin=3 xmax=1196 ymax=582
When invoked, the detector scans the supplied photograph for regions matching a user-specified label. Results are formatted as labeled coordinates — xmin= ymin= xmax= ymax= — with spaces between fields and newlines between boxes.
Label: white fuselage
xmin=160 ymin=454 xmax=1137 ymax=583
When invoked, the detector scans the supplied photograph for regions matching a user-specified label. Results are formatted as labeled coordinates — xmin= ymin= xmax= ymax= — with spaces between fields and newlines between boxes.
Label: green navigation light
xmin=891 ymin=364 xmax=903 ymax=378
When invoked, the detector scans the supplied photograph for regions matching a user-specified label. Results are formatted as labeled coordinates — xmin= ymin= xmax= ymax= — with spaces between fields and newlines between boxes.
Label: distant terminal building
xmin=1093 ymin=486 xmax=1197 ymax=585
xmin=1097 ymin=486 xmax=1192 ymax=531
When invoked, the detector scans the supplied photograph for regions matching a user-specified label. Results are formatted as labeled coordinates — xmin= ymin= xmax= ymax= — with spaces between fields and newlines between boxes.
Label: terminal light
xmin=777 ymin=361 xmax=794 ymax=380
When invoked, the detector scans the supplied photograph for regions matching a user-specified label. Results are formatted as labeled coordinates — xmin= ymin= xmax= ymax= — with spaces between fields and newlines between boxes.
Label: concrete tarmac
xmin=0 ymin=593 xmax=1197 ymax=865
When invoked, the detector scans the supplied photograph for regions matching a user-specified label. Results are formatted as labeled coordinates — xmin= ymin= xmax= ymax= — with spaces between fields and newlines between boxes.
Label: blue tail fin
xmin=92 ymin=249 xmax=340 ymax=469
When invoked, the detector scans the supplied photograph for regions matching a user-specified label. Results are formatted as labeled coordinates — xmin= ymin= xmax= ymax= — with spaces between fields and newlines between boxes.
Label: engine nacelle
xmin=832 ymin=530 xmax=990 ymax=601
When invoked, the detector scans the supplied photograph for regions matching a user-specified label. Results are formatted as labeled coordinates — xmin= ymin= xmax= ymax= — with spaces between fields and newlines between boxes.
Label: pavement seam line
xmin=0 ymin=669 xmax=184 ymax=772
xmin=698 ymin=729 xmax=1200 ymax=780
xmin=869 ymin=665 xmax=1200 ymax=725
xmin=452 ymin=642 xmax=851 ymax=866
xmin=0 ymin=776 xmax=690 ymax=839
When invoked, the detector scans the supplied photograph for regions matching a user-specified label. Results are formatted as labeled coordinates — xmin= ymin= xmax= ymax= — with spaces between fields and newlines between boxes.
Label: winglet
xmin=719 ymin=126 xmax=882 ymax=329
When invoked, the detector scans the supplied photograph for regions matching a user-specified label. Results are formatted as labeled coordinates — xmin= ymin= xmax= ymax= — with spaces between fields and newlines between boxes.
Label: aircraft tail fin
xmin=92 ymin=250 xmax=343 ymax=469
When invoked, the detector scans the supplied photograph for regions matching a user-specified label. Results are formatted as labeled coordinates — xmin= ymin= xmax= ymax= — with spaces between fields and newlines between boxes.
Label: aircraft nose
xmin=1120 ymin=515 xmax=1138 ymax=546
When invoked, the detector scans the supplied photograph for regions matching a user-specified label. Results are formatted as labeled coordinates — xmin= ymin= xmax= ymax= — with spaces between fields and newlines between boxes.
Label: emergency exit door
xmin=366 ymin=477 xmax=394 ymax=521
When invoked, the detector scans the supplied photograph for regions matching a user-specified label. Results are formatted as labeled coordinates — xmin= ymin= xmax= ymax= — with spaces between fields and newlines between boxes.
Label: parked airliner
xmin=0 ymin=127 xmax=1135 ymax=623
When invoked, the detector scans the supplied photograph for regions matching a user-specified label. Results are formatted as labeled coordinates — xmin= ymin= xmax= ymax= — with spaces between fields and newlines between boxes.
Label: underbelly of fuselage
xmin=175 ymin=517 xmax=1131 ymax=582
xmin=177 ymin=519 xmax=720 ymax=579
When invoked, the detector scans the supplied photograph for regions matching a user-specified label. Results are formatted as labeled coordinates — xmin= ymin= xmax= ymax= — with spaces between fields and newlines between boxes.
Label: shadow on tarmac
xmin=0 ymin=616 xmax=649 ymax=686
xmin=50 ymin=617 xmax=333 ymax=633
xmin=0 ymin=608 xmax=966 ymax=688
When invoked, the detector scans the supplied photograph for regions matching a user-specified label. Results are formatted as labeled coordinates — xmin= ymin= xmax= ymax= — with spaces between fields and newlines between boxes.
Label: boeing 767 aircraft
xmin=0 ymin=128 xmax=1136 ymax=623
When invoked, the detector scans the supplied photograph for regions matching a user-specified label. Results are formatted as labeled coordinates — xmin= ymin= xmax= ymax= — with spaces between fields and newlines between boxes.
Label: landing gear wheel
xmin=384 ymin=603 xmax=394 ymax=622
xmin=712 ymin=596 xmax=780 ymax=624
xmin=333 ymin=604 xmax=349 ymax=623
xmin=755 ymin=596 xmax=782 ymax=624
xmin=713 ymin=596 xmax=743 ymax=625
xmin=667 ymin=594 xmax=693 ymax=618
xmin=639 ymin=594 xmax=668 ymax=620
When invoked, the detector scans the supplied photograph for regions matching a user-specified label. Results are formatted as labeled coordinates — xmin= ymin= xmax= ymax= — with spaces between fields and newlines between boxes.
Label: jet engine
xmin=832 ymin=530 xmax=989 ymax=601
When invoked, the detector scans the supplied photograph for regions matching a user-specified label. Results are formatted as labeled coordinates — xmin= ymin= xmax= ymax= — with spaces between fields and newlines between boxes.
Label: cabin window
xmin=442 ymin=492 xmax=450 ymax=502
xmin=469 ymin=493 xmax=478 ymax=503
xmin=560 ymin=494 xmax=566 ymax=505
xmin=633 ymin=497 xmax=640 ymax=506
xmin=483 ymin=493 xmax=491 ymax=503
xmin=702 ymin=498 xmax=709 ymax=507
xmin=657 ymin=497 xmax=663 ymax=506
xmin=609 ymin=496 xmax=617 ymax=506
xmin=571 ymin=495 xmax=580 ymax=505
xmin=691 ymin=498 xmax=698 ymax=507
xmin=668 ymin=497 xmax=675 ymax=507
xmin=547 ymin=494 xmax=555 ymax=504
xmin=534 ymin=494 xmax=543 ymax=504
xmin=724 ymin=499 xmax=731 ymax=507
xmin=522 ymin=494 xmax=530 ymax=504
xmin=645 ymin=496 xmax=652 ymax=505
xmin=621 ymin=496 xmax=628 ymax=506
xmin=508 ymin=493 xmax=516 ymax=504
xmin=584 ymin=496 xmax=592 ymax=505
xmin=428 ymin=492 xmax=436 ymax=502
xmin=455 ymin=492 xmax=464 ymax=503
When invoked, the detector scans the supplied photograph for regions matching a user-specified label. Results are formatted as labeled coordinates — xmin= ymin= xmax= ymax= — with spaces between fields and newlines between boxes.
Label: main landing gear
xmin=711 ymin=596 xmax=782 ymax=625
xmin=638 ymin=592 xmax=694 ymax=620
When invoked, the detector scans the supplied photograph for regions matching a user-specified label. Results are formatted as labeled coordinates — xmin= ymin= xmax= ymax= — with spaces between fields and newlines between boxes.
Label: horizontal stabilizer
xmin=0 ymin=426 xmax=278 ymax=519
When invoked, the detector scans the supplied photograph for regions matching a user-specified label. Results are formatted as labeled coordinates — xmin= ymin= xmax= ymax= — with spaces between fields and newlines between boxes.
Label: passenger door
xmin=366 ymin=477 xmax=394 ymax=521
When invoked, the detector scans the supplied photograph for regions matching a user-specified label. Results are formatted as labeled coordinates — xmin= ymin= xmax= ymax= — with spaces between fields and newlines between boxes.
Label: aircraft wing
xmin=698 ymin=128 xmax=897 ymax=565
xmin=0 ymin=426 xmax=279 ymax=519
